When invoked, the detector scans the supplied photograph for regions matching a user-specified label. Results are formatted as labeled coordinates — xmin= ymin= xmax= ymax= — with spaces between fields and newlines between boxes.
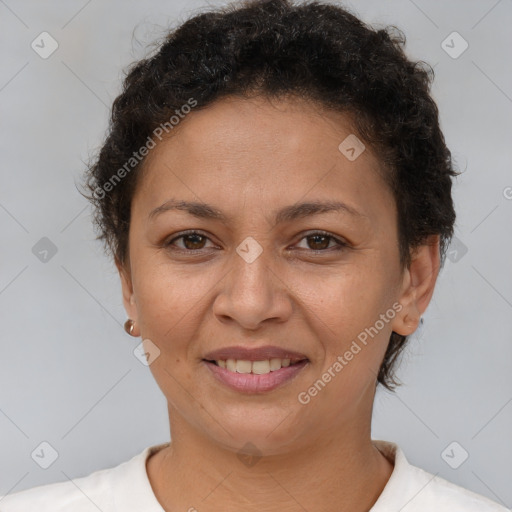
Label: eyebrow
xmin=148 ymin=198 xmax=366 ymax=226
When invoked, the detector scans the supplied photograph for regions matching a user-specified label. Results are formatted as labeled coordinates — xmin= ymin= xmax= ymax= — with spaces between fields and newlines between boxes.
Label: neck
xmin=146 ymin=404 xmax=394 ymax=512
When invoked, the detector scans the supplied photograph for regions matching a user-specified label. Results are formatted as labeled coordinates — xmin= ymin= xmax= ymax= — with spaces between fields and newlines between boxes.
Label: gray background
xmin=0 ymin=0 xmax=511 ymax=507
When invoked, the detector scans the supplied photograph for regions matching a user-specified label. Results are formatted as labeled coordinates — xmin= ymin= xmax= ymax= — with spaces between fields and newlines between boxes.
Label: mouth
xmin=203 ymin=357 xmax=307 ymax=374
xmin=202 ymin=357 xmax=309 ymax=393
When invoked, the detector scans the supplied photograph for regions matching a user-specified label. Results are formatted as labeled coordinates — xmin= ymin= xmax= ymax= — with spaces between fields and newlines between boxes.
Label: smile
xmin=209 ymin=358 xmax=304 ymax=374
xmin=203 ymin=358 xmax=309 ymax=393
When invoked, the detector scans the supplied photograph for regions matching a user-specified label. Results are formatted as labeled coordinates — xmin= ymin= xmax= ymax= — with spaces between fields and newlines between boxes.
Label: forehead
xmin=133 ymin=95 xmax=394 ymax=225
xmin=150 ymin=95 xmax=362 ymax=160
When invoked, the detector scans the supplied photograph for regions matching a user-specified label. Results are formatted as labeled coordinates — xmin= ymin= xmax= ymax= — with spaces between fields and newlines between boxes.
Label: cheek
xmin=288 ymin=263 xmax=396 ymax=385
xmin=132 ymin=257 xmax=231 ymax=362
xmin=288 ymin=264 xmax=390 ymax=335
xmin=131 ymin=261 xmax=193 ymax=340
xmin=135 ymin=254 xmax=394 ymax=333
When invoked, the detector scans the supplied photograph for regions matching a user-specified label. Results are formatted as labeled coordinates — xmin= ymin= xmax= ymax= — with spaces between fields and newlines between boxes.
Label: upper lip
xmin=203 ymin=345 xmax=308 ymax=362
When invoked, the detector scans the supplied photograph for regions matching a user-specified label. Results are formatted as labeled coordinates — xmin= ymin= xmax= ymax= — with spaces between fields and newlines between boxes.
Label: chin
xmin=204 ymin=410 xmax=305 ymax=455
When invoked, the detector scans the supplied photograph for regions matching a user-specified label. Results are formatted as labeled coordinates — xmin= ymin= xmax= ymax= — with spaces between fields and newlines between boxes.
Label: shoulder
xmin=0 ymin=444 xmax=163 ymax=512
xmin=372 ymin=440 xmax=509 ymax=512
xmin=404 ymin=463 xmax=509 ymax=511
xmin=0 ymin=465 xmax=115 ymax=512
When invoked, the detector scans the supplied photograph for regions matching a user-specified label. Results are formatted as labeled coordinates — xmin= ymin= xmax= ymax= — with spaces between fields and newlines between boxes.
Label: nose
xmin=212 ymin=244 xmax=293 ymax=330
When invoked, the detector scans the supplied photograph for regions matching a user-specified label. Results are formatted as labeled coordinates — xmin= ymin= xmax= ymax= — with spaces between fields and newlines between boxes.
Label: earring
xmin=124 ymin=319 xmax=136 ymax=336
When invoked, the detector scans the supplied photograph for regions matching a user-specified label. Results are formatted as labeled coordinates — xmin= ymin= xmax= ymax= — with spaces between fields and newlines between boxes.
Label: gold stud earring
xmin=124 ymin=319 xmax=136 ymax=336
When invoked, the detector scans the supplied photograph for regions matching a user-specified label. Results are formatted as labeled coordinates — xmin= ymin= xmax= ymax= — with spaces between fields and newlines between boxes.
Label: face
xmin=118 ymin=95 xmax=438 ymax=455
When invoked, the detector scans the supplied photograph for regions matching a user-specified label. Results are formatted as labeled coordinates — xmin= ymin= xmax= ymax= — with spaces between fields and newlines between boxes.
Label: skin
xmin=117 ymin=95 xmax=440 ymax=512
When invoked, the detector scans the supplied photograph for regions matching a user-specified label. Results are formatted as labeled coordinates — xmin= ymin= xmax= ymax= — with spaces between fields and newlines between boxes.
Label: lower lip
xmin=203 ymin=360 xmax=309 ymax=393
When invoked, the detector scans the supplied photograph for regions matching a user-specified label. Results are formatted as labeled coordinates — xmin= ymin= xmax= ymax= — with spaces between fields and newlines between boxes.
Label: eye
xmin=293 ymin=230 xmax=348 ymax=253
xmin=166 ymin=230 xmax=214 ymax=251
xmin=165 ymin=230 xmax=348 ymax=254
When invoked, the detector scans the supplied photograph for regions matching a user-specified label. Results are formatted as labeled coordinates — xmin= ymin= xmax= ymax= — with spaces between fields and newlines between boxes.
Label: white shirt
xmin=0 ymin=440 xmax=508 ymax=511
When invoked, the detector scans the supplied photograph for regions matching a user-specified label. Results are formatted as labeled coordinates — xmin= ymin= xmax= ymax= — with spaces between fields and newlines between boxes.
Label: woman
xmin=1 ymin=0 xmax=507 ymax=510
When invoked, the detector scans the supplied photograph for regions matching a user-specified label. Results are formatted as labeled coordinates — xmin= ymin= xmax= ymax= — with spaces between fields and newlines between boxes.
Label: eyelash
xmin=164 ymin=230 xmax=348 ymax=255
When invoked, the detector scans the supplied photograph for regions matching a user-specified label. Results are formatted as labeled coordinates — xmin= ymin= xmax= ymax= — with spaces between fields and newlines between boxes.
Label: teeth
xmin=235 ymin=360 xmax=252 ymax=374
xmin=269 ymin=358 xmax=282 ymax=371
xmin=252 ymin=360 xmax=270 ymax=374
xmin=214 ymin=358 xmax=298 ymax=374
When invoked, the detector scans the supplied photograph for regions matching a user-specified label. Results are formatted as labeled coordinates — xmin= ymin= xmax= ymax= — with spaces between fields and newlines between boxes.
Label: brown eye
xmin=295 ymin=231 xmax=347 ymax=253
xmin=305 ymin=234 xmax=331 ymax=251
xmin=181 ymin=233 xmax=207 ymax=250
xmin=166 ymin=231 xmax=213 ymax=251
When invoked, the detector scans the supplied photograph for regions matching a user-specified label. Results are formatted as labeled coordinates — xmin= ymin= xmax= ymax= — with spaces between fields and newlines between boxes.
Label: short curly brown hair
xmin=80 ymin=0 xmax=458 ymax=391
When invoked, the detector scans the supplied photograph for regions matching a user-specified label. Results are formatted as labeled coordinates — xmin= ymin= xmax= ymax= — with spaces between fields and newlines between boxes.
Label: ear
xmin=391 ymin=235 xmax=441 ymax=336
xmin=115 ymin=256 xmax=138 ymax=324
